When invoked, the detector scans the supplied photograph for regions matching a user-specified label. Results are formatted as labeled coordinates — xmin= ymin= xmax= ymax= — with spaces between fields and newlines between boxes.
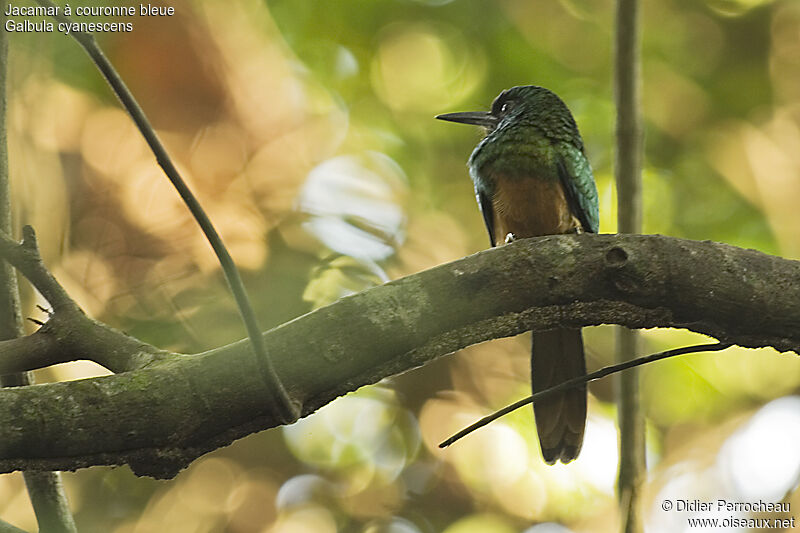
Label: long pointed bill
xmin=435 ymin=111 xmax=497 ymax=129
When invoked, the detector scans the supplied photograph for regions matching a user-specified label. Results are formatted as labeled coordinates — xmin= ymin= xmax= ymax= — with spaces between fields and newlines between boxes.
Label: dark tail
xmin=531 ymin=328 xmax=587 ymax=464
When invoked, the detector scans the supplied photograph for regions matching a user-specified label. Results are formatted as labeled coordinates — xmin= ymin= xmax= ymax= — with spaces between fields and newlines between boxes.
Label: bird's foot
xmin=504 ymin=232 xmax=516 ymax=244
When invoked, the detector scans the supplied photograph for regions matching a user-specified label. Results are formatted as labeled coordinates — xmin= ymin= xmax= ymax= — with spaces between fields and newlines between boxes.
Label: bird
xmin=436 ymin=85 xmax=599 ymax=464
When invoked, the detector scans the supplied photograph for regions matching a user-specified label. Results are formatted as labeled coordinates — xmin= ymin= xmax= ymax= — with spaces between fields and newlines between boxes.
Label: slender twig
xmin=0 ymin=518 xmax=29 ymax=533
xmin=615 ymin=8 xmax=643 ymax=236
xmin=33 ymin=0 xmax=297 ymax=422
xmin=0 ymin=226 xmax=175 ymax=373
xmin=0 ymin=3 xmax=77 ymax=530
xmin=0 ymin=226 xmax=81 ymax=314
xmin=21 ymin=473 xmax=78 ymax=533
xmin=615 ymin=0 xmax=644 ymax=529
xmin=439 ymin=342 xmax=731 ymax=448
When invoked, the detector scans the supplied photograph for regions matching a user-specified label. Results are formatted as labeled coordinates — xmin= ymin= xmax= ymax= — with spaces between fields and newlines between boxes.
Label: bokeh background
xmin=2 ymin=0 xmax=800 ymax=531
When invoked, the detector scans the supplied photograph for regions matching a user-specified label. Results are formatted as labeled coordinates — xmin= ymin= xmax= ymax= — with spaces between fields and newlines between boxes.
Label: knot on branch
xmin=605 ymin=246 xmax=629 ymax=266
xmin=603 ymin=244 xmax=642 ymax=294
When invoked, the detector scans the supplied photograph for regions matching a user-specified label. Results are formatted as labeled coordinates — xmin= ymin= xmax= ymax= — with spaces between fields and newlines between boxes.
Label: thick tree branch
xmin=0 ymin=233 xmax=797 ymax=478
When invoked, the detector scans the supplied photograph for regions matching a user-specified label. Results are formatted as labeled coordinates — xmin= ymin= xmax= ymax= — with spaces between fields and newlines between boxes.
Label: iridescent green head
xmin=436 ymin=85 xmax=584 ymax=150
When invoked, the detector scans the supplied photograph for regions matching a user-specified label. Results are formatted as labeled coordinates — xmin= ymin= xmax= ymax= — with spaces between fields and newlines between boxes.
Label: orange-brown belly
xmin=491 ymin=174 xmax=580 ymax=246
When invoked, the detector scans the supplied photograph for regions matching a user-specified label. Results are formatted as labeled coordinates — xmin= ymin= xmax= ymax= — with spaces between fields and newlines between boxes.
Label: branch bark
xmin=0 ymin=233 xmax=798 ymax=478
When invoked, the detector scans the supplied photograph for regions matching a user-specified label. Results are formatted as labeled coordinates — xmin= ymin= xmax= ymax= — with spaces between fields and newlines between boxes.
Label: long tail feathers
xmin=531 ymin=328 xmax=587 ymax=464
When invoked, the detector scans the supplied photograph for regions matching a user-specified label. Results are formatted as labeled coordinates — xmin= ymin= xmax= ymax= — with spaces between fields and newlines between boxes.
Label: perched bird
xmin=436 ymin=85 xmax=599 ymax=464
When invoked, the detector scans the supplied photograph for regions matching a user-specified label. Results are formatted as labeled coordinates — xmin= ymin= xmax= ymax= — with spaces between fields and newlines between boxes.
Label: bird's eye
xmin=500 ymin=101 xmax=514 ymax=114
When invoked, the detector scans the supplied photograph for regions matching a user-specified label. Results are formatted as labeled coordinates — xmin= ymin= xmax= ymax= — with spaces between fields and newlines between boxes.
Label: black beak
xmin=435 ymin=111 xmax=498 ymax=129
